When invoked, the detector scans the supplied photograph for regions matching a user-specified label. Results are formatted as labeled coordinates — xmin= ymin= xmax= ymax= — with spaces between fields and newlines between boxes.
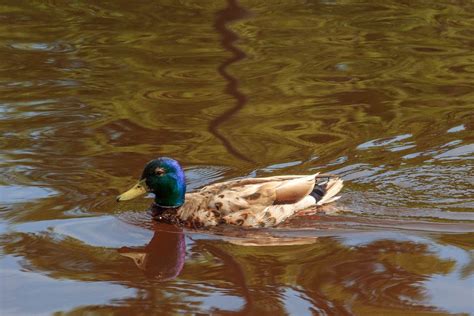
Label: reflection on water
xmin=0 ymin=0 xmax=473 ymax=314
xmin=1 ymin=216 xmax=473 ymax=314
xmin=119 ymin=223 xmax=186 ymax=280
xmin=211 ymin=0 xmax=252 ymax=162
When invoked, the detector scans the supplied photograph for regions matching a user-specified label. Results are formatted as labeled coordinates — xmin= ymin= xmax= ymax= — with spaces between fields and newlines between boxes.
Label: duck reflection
xmin=1 ymin=222 xmax=472 ymax=314
xmin=118 ymin=223 xmax=185 ymax=280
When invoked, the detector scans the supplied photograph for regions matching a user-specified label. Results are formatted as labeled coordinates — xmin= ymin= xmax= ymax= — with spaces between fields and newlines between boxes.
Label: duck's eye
xmin=155 ymin=167 xmax=165 ymax=176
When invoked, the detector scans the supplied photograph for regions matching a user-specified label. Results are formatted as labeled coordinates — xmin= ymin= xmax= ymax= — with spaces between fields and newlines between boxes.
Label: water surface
xmin=0 ymin=0 xmax=473 ymax=315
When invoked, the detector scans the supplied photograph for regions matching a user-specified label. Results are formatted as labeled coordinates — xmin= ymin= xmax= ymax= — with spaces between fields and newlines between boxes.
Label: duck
xmin=116 ymin=157 xmax=343 ymax=228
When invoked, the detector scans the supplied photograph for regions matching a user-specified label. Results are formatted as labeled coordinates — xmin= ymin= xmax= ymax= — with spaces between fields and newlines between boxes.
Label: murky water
xmin=1 ymin=1 xmax=473 ymax=314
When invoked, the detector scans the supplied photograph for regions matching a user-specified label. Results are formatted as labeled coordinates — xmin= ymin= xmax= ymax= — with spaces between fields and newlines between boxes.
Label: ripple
xmin=8 ymin=41 xmax=76 ymax=53
xmin=184 ymin=165 xmax=229 ymax=191
xmin=330 ymin=163 xmax=385 ymax=182
xmin=321 ymin=57 xmax=397 ymax=76
xmin=326 ymin=156 xmax=348 ymax=166
xmin=0 ymin=185 xmax=57 ymax=204
xmin=299 ymin=133 xmax=342 ymax=144
xmin=357 ymin=134 xmax=413 ymax=150
xmin=260 ymin=160 xmax=302 ymax=172
xmin=409 ymin=45 xmax=451 ymax=54
xmin=142 ymin=88 xmax=224 ymax=101
xmin=154 ymin=68 xmax=219 ymax=81
xmin=447 ymin=124 xmax=466 ymax=133
xmin=340 ymin=162 xmax=474 ymax=214
xmin=388 ymin=144 xmax=416 ymax=152
xmin=0 ymin=79 xmax=81 ymax=91
xmin=433 ymin=144 xmax=474 ymax=160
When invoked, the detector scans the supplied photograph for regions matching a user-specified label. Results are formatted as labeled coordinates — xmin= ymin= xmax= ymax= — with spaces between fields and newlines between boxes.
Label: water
xmin=1 ymin=0 xmax=473 ymax=314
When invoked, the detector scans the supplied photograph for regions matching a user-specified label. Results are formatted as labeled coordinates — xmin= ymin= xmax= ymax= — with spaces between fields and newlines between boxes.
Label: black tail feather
xmin=310 ymin=184 xmax=327 ymax=203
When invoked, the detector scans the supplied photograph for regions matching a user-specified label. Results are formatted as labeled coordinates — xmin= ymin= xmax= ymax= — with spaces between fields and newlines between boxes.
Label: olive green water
xmin=1 ymin=1 xmax=473 ymax=315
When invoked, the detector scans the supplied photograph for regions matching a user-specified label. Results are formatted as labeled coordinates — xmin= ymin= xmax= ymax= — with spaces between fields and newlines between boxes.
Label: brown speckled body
xmin=153 ymin=174 xmax=343 ymax=228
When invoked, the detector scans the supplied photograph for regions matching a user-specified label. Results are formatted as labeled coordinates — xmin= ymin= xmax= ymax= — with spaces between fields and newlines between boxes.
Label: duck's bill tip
xmin=116 ymin=179 xmax=148 ymax=202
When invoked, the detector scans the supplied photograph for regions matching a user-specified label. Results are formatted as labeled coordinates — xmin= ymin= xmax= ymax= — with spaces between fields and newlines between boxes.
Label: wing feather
xmin=274 ymin=174 xmax=317 ymax=204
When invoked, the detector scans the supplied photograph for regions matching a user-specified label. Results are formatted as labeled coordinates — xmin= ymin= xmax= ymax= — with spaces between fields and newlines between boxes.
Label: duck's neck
xmin=153 ymin=199 xmax=184 ymax=208
xmin=151 ymin=203 xmax=182 ymax=225
xmin=154 ymin=192 xmax=185 ymax=208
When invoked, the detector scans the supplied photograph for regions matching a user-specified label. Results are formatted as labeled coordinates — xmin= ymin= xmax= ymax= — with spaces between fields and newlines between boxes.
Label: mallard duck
xmin=117 ymin=157 xmax=343 ymax=228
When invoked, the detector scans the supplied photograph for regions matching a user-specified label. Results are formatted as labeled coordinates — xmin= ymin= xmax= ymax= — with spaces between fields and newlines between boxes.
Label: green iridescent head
xmin=117 ymin=157 xmax=186 ymax=208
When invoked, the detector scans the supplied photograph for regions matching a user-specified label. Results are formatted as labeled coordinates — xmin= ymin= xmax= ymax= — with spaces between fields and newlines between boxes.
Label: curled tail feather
xmin=311 ymin=177 xmax=344 ymax=206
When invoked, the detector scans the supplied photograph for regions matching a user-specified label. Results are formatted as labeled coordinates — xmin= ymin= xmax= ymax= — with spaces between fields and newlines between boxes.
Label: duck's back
xmin=177 ymin=174 xmax=343 ymax=228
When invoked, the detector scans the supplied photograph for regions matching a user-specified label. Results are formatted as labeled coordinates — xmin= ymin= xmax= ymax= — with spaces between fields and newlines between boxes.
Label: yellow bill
xmin=116 ymin=179 xmax=148 ymax=202
xmin=118 ymin=247 xmax=148 ymax=269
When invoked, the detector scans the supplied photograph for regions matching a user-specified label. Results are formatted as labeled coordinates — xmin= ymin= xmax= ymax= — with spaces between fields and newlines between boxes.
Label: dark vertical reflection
xmin=198 ymin=242 xmax=255 ymax=314
xmin=118 ymin=223 xmax=185 ymax=281
xmin=212 ymin=0 xmax=253 ymax=163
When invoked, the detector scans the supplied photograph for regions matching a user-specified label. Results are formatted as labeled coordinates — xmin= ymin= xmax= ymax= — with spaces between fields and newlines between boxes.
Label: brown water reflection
xmin=0 ymin=0 xmax=473 ymax=314
xmin=119 ymin=223 xmax=186 ymax=280
xmin=1 ymin=217 xmax=473 ymax=314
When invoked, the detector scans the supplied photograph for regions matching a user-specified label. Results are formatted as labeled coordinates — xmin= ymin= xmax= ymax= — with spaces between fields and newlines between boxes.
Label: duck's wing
xmin=208 ymin=174 xmax=317 ymax=208
xmin=179 ymin=174 xmax=338 ymax=227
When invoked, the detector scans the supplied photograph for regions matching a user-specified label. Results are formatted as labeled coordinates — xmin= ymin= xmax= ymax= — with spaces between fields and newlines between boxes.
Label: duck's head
xmin=117 ymin=157 xmax=186 ymax=207
xmin=118 ymin=223 xmax=185 ymax=280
